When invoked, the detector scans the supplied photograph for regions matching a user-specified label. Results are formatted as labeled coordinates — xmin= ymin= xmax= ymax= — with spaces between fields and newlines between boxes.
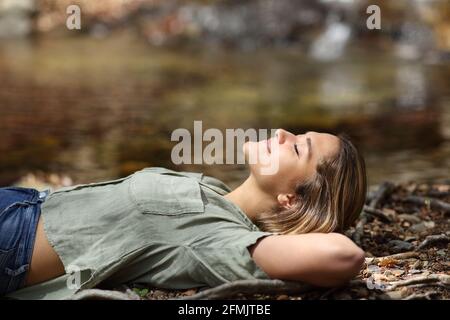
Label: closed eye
xmin=294 ymin=144 xmax=300 ymax=157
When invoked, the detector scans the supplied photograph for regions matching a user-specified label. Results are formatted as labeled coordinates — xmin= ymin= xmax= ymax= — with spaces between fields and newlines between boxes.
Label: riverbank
xmin=14 ymin=173 xmax=450 ymax=300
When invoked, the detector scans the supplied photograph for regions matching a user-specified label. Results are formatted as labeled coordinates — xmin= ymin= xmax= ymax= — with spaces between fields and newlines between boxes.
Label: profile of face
xmin=243 ymin=129 xmax=340 ymax=205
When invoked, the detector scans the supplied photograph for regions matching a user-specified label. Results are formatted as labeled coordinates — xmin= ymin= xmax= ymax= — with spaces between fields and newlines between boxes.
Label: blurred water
xmin=0 ymin=34 xmax=449 ymax=187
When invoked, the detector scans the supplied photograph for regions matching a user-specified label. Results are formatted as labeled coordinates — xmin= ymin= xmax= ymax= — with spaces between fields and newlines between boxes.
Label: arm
xmin=248 ymin=232 xmax=365 ymax=287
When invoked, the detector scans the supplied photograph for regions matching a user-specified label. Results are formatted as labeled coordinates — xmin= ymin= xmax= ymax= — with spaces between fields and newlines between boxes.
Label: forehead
xmin=297 ymin=131 xmax=340 ymax=161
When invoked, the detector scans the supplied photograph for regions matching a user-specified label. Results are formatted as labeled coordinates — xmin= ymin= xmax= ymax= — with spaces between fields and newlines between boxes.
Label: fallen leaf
xmin=378 ymin=258 xmax=400 ymax=268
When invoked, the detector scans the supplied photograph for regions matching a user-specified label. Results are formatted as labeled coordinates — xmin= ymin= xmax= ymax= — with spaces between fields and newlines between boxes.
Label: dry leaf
xmin=378 ymin=258 xmax=400 ymax=268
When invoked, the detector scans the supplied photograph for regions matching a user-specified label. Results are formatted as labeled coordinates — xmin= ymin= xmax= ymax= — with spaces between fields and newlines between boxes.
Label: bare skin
xmin=226 ymin=129 xmax=365 ymax=286
xmin=21 ymin=129 xmax=362 ymax=288
xmin=25 ymin=216 xmax=65 ymax=286
xmin=225 ymin=129 xmax=340 ymax=222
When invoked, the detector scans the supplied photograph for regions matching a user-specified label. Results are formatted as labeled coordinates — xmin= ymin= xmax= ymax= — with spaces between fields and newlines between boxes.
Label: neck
xmin=224 ymin=175 xmax=276 ymax=223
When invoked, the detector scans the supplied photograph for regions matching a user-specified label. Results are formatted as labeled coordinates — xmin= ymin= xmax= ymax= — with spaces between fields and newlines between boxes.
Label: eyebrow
xmin=306 ymin=137 xmax=312 ymax=159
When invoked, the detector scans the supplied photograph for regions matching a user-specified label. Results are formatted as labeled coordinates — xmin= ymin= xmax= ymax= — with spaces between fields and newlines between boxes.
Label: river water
xmin=1 ymin=34 xmax=449 ymax=187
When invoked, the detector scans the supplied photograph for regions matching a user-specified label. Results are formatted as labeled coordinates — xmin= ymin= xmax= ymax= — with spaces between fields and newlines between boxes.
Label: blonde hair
xmin=254 ymin=134 xmax=367 ymax=235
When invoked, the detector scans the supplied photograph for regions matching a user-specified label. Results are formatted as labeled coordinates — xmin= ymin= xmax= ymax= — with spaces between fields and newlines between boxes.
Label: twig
xmin=405 ymin=283 xmax=448 ymax=290
xmin=404 ymin=291 xmax=439 ymax=300
xmin=355 ymin=182 xmax=395 ymax=245
xmin=176 ymin=279 xmax=314 ymax=300
xmin=366 ymin=251 xmax=420 ymax=265
xmin=363 ymin=205 xmax=393 ymax=223
xmin=353 ymin=215 xmax=367 ymax=246
xmin=417 ymin=234 xmax=449 ymax=250
xmin=69 ymin=288 xmax=141 ymax=300
xmin=369 ymin=181 xmax=396 ymax=208
xmin=388 ymin=274 xmax=450 ymax=291
xmin=427 ymin=190 xmax=450 ymax=198
xmin=393 ymin=195 xmax=450 ymax=215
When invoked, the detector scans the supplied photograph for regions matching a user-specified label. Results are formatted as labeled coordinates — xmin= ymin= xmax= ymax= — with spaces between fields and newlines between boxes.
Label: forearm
xmin=250 ymin=233 xmax=365 ymax=287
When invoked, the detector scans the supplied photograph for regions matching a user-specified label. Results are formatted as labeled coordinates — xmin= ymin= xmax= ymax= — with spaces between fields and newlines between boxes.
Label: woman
xmin=1 ymin=129 xmax=366 ymax=299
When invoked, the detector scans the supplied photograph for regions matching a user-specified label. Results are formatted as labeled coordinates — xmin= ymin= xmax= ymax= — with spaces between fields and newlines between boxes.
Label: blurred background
xmin=0 ymin=0 xmax=449 ymax=189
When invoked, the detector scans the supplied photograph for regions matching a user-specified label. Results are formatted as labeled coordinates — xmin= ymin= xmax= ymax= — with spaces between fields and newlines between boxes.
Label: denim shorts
xmin=0 ymin=187 xmax=49 ymax=295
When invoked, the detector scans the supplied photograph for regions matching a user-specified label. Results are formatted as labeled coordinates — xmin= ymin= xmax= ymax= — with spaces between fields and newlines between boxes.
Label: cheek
xmin=277 ymin=153 xmax=308 ymax=187
xmin=277 ymin=149 xmax=296 ymax=174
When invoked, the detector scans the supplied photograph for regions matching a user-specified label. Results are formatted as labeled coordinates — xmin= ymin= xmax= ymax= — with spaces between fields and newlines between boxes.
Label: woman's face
xmin=244 ymin=129 xmax=340 ymax=196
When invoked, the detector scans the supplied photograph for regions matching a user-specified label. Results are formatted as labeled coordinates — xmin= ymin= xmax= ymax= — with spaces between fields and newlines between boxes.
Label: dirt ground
xmin=16 ymin=174 xmax=450 ymax=300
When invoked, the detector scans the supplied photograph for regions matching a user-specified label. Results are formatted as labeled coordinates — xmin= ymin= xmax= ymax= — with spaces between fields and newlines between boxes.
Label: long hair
xmin=254 ymin=134 xmax=367 ymax=235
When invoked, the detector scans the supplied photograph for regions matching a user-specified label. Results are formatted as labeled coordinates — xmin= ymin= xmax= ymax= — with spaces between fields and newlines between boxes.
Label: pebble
xmin=386 ymin=291 xmax=404 ymax=299
xmin=398 ymin=214 xmax=422 ymax=224
xmin=424 ymin=221 xmax=436 ymax=228
xmin=410 ymin=269 xmax=422 ymax=274
xmin=368 ymin=265 xmax=381 ymax=272
xmin=388 ymin=240 xmax=414 ymax=253
xmin=410 ymin=221 xmax=435 ymax=233
xmin=390 ymin=269 xmax=405 ymax=277
xmin=410 ymin=223 xmax=427 ymax=233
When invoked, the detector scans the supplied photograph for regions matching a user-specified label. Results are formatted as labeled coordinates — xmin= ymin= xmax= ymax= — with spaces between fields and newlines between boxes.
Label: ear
xmin=276 ymin=193 xmax=296 ymax=209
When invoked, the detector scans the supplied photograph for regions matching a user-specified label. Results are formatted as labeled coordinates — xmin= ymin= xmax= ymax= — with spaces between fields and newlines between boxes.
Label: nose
xmin=275 ymin=128 xmax=291 ymax=144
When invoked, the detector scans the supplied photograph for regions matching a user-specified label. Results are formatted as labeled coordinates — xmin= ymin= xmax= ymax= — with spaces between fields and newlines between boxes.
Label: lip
xmin=267 ymin=138 xmax=271 ymax=154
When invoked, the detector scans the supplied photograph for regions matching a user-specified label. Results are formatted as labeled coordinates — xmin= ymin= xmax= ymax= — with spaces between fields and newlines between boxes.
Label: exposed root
xmin=176 ymin=279 xmax=314 ymax=300
xmin=355 ymin=182 xmax=396 ymax=245
xmin=404 ymin=291 xmax=439 ymax=300
xmin=388 ymin=274 xmax=450 ymax=291
xmin=393 ymin=195 xmax=450 ymax=215
xmin=353 ymin=215 xmax=367 ymax=246
xmin=363 ymin=205 xmax=393 ymax=223
xmin=70 ymin=288 xmax=141 ymax=300
xmin=366 ymin=251 xmax=420 ymax=265
xmin=417 ymin=234 xmax=450 ymax=250
xmin=368 ymin=181 xmax=396 ymax=208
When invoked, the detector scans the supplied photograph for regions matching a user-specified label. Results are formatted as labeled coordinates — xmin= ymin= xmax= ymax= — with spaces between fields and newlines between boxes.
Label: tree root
xmin=405 ymin=283 xmax=449 ymax=290
xmin=353 ymin=215 xmax=367 ymax=247
xmin=417 ymin=234 xmax=450 ymax=250
xmin=403 ymin=291 xmax=439 ymax=300
xmin=365 ymin=251 xmax=420 ymax=265
xmin=393 ymin=195 xmax=450 ymax=215
xmin=388 ymin=274 xmax=450 ymax=291
xmin=355 ymin=182 xmax=396 ymax=245
xmin=363 ymin=205 xmax=393 ymax=223
xmin=69 ymin=288 xmax=141 ymax=300
xmin=176 ymin=279 xmax=314 ymax=300
xmin=367 ymin=181 xmax=396 ymax=208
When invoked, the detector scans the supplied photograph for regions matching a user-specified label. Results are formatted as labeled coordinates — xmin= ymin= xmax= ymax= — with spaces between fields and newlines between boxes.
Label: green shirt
xmin=6 ymin=167 xmax=276 ymax=300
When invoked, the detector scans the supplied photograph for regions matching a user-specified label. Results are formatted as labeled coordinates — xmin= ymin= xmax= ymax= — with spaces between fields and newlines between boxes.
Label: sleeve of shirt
xmin=187 ymin=230 xmax=275 ymax=287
